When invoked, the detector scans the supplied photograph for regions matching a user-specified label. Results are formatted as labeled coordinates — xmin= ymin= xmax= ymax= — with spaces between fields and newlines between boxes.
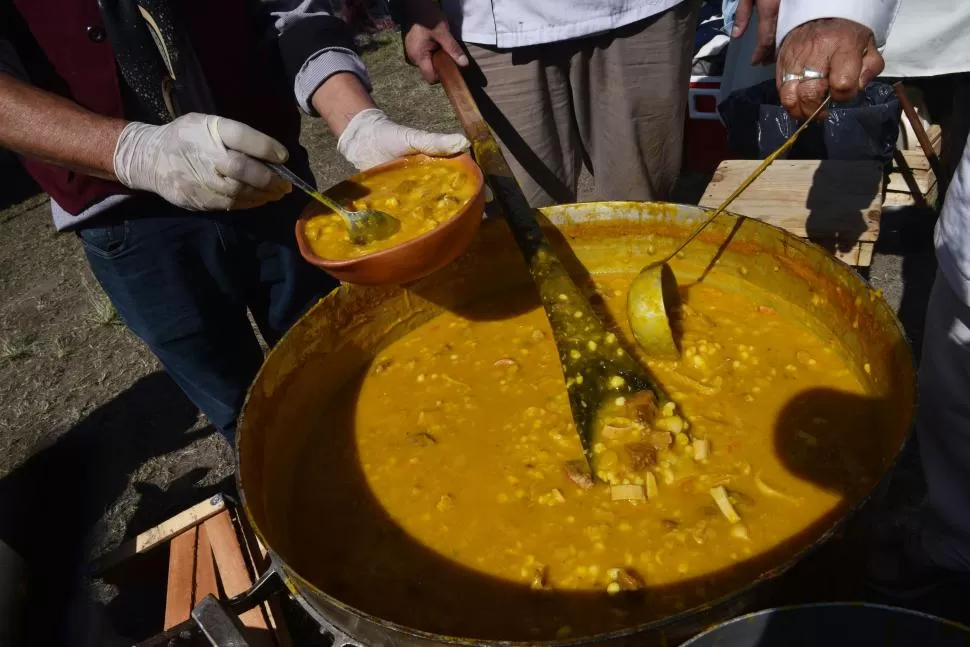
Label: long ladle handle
xmin=660 ymin=95 xmax=832 ymax=265
xmin=432 ymin=50 xmax=672 ymax=461
xmin=264 ymin=162 xmax=351 ymax=222
xmin=431 ymin=50 xmax=546 ymax=260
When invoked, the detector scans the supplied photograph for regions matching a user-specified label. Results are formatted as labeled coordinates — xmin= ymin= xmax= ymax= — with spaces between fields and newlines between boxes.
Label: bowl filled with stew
xmin=296 ymin=153 xmax=485 ymax=285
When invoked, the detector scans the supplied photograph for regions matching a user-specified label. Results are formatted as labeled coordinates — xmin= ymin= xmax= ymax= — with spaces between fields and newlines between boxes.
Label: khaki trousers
xmin=463 ymin=1 xmax=699 ymax=207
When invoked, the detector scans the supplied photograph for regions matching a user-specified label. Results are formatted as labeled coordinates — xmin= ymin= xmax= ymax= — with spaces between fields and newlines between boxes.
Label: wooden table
xmin=700 ymin=159 xmax=884 ymax=267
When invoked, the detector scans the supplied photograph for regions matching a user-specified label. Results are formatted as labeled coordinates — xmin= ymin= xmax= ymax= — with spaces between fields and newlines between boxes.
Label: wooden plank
xmin=921 ymin=124 xmax=943 ymax=154
xmin=906 ymin=123 xmax=942 ymax=153
xmin=204 ymin=511 xmax=275 ymax=647
xmin=886 ymin=148 xmax=935 ymax=194
xmin=884 ymin=190 xmax=928 ymax=208
xmin=700 ymin=160 xmax=883 ymax=242
xmin=792 ymin=239 xmax=873 ymax=267
xmin=832 ymin=245 xmax=860 ymax=266
xmin=892 ymin=148 xmax=932 ymax=173
xmin=857 ymin=241 xmax=875 ymax=267
xmin=886 ymin=171 xmax=934 ymax=194
xmin=94 ymin=496 xmax=227 ymax=574
xmin=884 ymin=148 xmax=936 ymax=208
xmin=193 ymin=526 xmax=220 ymax=605
xmin=164 ymin=528 xmax=198 ymax=630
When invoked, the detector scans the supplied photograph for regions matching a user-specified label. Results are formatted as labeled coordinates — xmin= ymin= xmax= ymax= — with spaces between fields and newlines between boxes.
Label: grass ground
xmin=0 ymin=31 xmax=945 ymax=643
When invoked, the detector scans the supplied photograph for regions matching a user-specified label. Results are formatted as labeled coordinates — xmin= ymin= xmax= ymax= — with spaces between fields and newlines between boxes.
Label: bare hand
xmin=402 ymin=0 xmax=468 ymax=83
xmin=776 ymin=18 xmax=885 ymax=120
xmin=731 ymin=0 xmax=781 ymax=65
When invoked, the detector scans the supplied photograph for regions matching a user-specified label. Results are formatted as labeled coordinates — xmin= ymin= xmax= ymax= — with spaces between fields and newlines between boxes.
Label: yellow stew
xmin=288 ymin=275 xmax=880 ymax=640
xmin=303 ymin=157 xmax=478 ymax=260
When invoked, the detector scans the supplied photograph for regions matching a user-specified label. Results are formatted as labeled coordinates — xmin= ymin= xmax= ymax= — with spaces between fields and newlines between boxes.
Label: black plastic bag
xmin=718 ymin=80 xmax=901 ymax=163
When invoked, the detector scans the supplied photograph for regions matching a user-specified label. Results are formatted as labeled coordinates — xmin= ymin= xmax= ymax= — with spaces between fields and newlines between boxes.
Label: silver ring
xmin=782 ymin=72 xmax=803 ymax=83
xmin=802 ymin=67 xmax=825 ymax=79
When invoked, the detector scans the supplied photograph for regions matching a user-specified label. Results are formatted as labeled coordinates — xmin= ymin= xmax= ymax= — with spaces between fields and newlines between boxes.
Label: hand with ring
xmin=776 ymin=18 xmax=885 ymax=120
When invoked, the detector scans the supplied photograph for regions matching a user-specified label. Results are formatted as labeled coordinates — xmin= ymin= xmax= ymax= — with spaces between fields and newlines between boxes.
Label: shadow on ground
xmin=874 ymin=205 xmax=939 ymax=359
xmin=0 ymin=371 xmax=234 ymax=645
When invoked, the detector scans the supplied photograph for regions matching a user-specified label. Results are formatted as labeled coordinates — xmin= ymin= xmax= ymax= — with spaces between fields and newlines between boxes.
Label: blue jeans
xmin=76 ymin=190 xmax=338 ymax=439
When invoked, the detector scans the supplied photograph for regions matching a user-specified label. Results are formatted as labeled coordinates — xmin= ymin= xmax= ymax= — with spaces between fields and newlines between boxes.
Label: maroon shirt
xmin=5 ymin=0 xmax=354 ymax=217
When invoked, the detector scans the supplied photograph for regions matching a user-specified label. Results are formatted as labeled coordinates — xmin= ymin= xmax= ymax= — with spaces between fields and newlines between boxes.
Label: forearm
xmin=310 ymin=71 xmax=377 ymax=137
xmin=0 ymin=72 xmax=125 ymax=180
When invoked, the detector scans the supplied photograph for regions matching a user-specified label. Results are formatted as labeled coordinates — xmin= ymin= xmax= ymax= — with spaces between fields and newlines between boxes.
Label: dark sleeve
xmin=258 ymin=0 xmax=361 ymax=85
xmin=0 ymin=38 xmax=28 ymax=80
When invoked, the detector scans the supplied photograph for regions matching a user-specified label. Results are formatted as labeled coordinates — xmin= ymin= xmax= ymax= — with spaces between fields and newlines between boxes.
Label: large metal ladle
xmin=432 ymin=51 xmax=674 ymax=474
xmin=627 ymin=96 xmax=832 ymax=358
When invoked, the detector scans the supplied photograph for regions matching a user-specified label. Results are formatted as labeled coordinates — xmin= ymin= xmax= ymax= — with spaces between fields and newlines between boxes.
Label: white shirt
xmin=781 ymin=0 xmax=970 ymax=305
xmin=779 ymin=0 xmax=970 ymax=78
xmin=442 ymin=0 xmax=686 ymax=48
xmin=776 ymin=0 xmax=901 ymax=51
xmin=720 ymin=1 xmax=970 ymax=104
xmin=879 ymin=0 xmax=970 ymax=78
xmin=936 ymin=140 xmax=970 ymax=304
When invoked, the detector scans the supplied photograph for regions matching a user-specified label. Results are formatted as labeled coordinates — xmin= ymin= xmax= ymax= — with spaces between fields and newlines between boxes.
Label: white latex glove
xmin=337 ymin=108 xmax=470 ymax=170
xmin=113 ymin=113 xmax=292 ymax=211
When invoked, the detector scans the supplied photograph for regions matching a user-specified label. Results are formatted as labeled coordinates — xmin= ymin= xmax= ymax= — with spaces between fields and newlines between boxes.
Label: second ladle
xmin=627 ymin=96 xmax=832 ymax=358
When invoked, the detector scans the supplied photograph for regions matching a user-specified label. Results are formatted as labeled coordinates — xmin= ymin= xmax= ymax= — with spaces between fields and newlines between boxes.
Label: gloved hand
xmin=113 ymin=113 xmax=292 ymax=211
xmin=337 ymin=108 xmax=470 ymax=171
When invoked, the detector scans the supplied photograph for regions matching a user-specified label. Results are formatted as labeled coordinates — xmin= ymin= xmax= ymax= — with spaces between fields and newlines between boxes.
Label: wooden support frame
xmin=97 ymin=496 xmax=292 ymax=647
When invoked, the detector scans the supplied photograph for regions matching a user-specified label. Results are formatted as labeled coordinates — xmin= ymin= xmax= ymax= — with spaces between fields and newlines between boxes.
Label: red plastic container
xmin=683 ymin=75 xmax=728 ymax=173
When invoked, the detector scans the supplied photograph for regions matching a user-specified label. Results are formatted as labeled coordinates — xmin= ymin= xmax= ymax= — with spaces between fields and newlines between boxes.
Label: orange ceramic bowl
xmin=295 ymin=154 xmax=485 ymax=285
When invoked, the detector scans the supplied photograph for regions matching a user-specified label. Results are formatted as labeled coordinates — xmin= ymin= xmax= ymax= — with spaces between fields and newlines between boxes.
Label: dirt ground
xmin=0 ymin=34 xmax=459 ymax=537
xmin=0 ymin=32 xmax=948 ymax=643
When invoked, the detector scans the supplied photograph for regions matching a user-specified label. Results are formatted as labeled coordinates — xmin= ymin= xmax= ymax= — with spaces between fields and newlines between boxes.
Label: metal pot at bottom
xmin=680 ymin=603 xmax=970 ymax=647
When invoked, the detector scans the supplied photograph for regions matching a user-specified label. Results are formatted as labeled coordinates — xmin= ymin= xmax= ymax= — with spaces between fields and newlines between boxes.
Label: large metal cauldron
xmin=236 ymin=202 xmax=915 ymax=647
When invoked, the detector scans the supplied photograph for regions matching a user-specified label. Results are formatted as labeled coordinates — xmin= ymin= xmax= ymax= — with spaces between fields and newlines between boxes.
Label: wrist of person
xmin=336 ymin=108 xmax=388 ymax=168
xmin=310 ymin=72 xmax=378 ymax=137
xmin=112 ymin=121 xmax=155 ymax=190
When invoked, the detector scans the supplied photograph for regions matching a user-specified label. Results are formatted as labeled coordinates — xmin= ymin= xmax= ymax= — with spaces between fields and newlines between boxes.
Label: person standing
xmin=397 ymin=0 xmax=701 ymax=207
xmin=764 ymin=0 xmax=970 ymax=598
xmin=0 ymin=0 xmax=469 ymax=442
